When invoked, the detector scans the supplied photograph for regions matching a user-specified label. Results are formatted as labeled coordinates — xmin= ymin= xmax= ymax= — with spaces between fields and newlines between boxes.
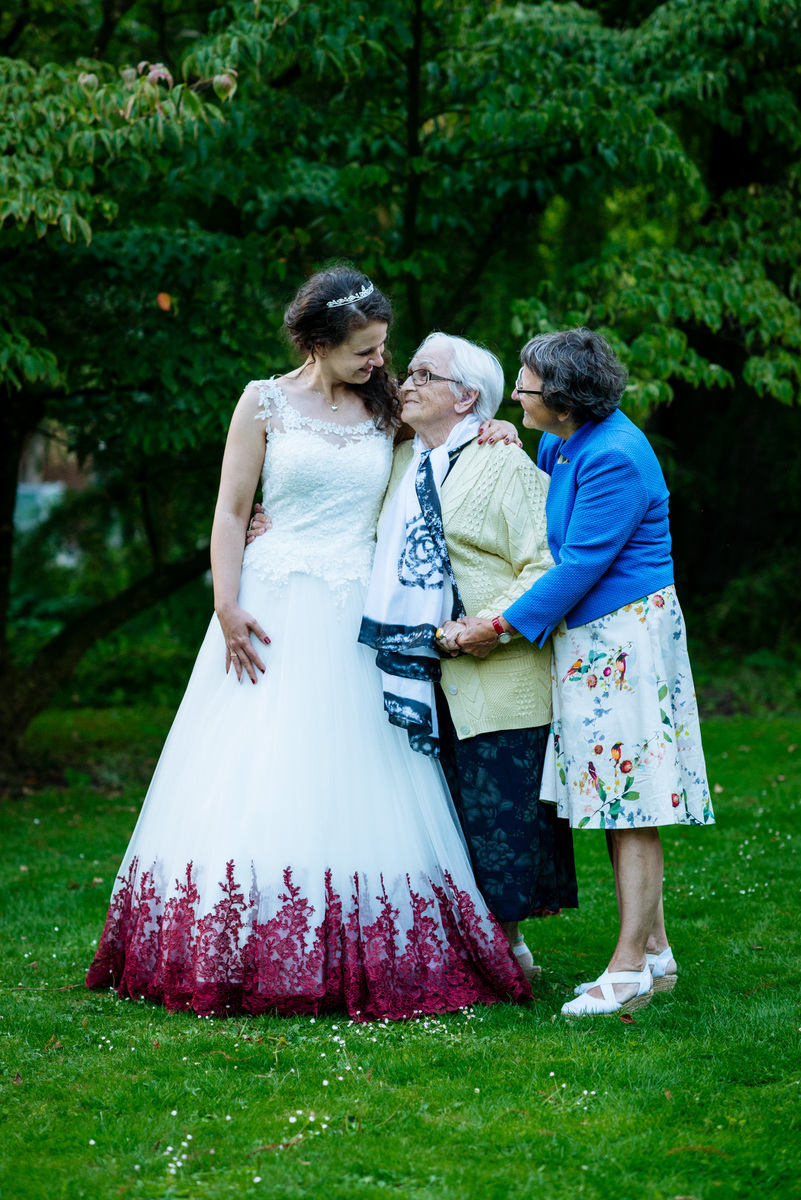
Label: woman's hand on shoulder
xmin=217 ymin=603 xmax=271 ymax=684
xmin=478 ymin=418 xmax=522 ymax=447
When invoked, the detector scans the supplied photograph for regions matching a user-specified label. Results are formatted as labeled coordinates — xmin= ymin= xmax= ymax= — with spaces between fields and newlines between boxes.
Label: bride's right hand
xmin=217 ymin=604 xmax=271 ymax=684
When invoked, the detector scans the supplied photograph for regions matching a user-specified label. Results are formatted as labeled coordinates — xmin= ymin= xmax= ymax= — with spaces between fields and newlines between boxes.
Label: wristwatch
xmin=491 ymin=617 xmax=512 ymax=644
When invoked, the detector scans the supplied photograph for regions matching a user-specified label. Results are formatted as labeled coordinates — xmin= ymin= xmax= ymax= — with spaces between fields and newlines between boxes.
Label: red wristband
xmin=491 ymin=617 xmax=505 ymax=637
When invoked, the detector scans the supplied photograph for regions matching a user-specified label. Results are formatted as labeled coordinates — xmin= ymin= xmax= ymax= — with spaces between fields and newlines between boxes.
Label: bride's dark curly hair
xmin=284 ymin=266 xmax=401 ymax=432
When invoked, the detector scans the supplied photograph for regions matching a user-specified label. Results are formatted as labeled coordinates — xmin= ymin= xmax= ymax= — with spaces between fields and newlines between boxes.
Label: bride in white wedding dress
xmin=86 ymin=267 xmax=528 ymax=1020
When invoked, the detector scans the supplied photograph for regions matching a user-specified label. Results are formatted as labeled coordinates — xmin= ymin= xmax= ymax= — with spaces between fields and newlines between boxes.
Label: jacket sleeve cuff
xmin=503 ymin=597 xmax=553 ymax=648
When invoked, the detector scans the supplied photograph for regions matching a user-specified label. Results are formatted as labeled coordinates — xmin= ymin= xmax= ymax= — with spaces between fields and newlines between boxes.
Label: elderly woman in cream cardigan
xmin=364 ymin=333 xmax=577 ymax=978
xmin=249 ymin=332 xmax=577 ymax=979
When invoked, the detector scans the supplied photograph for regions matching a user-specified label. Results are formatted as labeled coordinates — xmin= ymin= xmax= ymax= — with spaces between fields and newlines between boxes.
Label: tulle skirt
xmin=86 ymin=569 xmax=528 ymax=1020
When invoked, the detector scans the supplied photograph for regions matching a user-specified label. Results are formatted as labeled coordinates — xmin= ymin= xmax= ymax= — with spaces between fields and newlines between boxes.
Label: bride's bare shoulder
xmin=271 ymin=369 xmax=309 ymax=402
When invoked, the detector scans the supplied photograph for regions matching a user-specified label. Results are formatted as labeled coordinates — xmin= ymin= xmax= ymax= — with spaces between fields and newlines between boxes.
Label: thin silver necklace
xmin=304 ymin=366 xmax=338 ymax=411
xmin=312 ymin=386 xmax=338 ymax=412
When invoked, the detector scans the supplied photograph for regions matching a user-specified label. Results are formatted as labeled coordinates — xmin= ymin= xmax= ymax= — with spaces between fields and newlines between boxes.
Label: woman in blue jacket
xmin=454 ymin=328 xmax=714 ymax=1016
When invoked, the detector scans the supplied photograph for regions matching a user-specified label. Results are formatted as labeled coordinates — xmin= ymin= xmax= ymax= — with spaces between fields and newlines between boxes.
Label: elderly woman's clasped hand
xmin=437 ymin=615 xmax=514 ymax=657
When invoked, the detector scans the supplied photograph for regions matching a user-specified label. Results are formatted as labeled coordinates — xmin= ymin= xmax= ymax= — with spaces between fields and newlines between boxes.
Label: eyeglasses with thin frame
xmin=398 ymin=368 xmax=461 ymax=387
xmin=514 ymin=373 xmax=544 ymax=397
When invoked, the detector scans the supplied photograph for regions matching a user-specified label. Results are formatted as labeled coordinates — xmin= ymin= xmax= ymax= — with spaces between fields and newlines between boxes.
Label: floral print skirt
xmin=541 ymin=587 xmax=714 ymax=831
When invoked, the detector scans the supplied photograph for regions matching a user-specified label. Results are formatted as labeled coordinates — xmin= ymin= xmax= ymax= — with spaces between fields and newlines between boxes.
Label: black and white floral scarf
xmin=359 ymin=416 xmax=481 ymax=756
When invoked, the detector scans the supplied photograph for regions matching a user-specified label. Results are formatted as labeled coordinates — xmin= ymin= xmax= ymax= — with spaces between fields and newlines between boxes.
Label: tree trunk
xmin=403 ymin=0 xmax=425 ymax=343
xmin=0 ymin=544 xmax=210 ymax=773
xmin=0 ymin=387 xmax=44 ymax=680
xmin=92 ymin=0 xmax=140 ymax=58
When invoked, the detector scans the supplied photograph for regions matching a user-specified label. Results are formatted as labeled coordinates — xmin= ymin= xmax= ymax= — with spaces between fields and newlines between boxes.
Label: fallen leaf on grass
xmin=44 ymin=1037 xmax=63 ymax=1050
xmin=251 ymin=1136 xmax=303 ymax=1153
xmin=664 ymin=1090 xmax=673 ymax=1100
xmin=204 ymin=1050 xmax=257 ymax=1062
xmin=619 ymin=1013 xmax=636 ymax=1025
xmin=713 ymin=783 xmax=724 ymax=794
xmin=749 ymin=945 xmax=764 ymax=951
xmin=152 ymin=1040 xmax=160 ymax=1048
xmin=13 ymin=1072 xmax=22 ymax=1085
xmin=26 ymin=961 xmax=39 ymax=971
xmin=666 ymin=1146 xmax=730 ymax=1158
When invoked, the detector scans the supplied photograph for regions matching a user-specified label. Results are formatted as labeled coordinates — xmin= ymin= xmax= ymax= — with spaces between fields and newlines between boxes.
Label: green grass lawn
xmin=1 ymin=708 xmax=800 ymax=1200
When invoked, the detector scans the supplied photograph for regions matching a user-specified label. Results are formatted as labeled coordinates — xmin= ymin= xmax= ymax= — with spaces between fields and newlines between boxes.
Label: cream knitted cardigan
xmin=381 ymin=438 xmax=554 ymax=739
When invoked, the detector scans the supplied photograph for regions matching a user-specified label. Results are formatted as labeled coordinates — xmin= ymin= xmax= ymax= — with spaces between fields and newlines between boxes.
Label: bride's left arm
xmin=211 ymin=385 xmax=272 ymax=679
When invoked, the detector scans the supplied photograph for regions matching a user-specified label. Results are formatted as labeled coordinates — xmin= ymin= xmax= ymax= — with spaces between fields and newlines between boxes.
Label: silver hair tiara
xmin=326 ymin=281 xmax=374 ymax=308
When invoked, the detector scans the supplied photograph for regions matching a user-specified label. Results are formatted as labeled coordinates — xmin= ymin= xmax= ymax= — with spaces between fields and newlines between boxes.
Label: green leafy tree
xmin=509 ymin=0 xmax=801 ymax=631
xmin=0 ymin=16 xmax=228 ymax=761
xmin=2 ymin=0 xmax=799 ymax=763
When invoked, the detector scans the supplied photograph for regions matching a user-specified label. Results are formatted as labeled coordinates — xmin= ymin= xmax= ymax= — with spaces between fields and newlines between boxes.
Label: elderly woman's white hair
xmin=414 ymin=332 xmax=504 ymax=424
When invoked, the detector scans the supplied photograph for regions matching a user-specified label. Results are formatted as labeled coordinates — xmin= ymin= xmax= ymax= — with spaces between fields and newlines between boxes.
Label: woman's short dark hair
xmin=520 ymin=327 xmax=628 ymax=424
xmin=284 ymin=265 xmax=400 ymax=431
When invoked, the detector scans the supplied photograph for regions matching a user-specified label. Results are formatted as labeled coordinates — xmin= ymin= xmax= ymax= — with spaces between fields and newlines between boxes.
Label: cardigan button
xmin=460 ymin=724 xmax=470 ymax=735
xmin=448 ymin=685 xmax=458 ymax=695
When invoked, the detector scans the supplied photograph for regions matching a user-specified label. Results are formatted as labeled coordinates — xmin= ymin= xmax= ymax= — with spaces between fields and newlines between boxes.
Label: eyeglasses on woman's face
xmin=514 ymin=372 xmax=544 ymax=397
xmin=398 ymin=368 xmax=461 ymax=387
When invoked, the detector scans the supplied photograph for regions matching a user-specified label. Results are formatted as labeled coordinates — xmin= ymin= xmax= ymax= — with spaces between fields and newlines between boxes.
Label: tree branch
xmin=438 ymin=200 xmax=527 ymax=330
xmin=137 ymin=476 xmax=165 ymax=568
xmin=6 ymin=544 xmax=211 ymax=740
xmin=0 ymin=0 xmax=31 ymax=56
xmin=92 ymin=0 xmax=140 ymax=59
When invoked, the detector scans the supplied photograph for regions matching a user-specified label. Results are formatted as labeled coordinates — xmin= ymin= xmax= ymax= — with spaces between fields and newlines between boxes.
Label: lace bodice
xmin=240 ymin=379 xmax=394 ymax=598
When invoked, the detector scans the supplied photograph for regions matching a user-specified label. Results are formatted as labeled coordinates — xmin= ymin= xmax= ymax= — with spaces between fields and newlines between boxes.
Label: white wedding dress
xmin=87 ymin=380 xmax=527 ymax=1020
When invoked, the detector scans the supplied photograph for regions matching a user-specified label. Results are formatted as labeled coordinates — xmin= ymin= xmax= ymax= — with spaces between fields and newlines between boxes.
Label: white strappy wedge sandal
xmin=561 ymin=965 xmax=653 ymax=1016
xmin=573 ymin=945 xmax=678 ymax=996
xmin=647 ymin=946 xmax=678 ymax=992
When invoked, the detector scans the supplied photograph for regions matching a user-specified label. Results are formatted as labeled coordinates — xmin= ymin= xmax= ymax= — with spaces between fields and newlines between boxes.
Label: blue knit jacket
xmin=504 ymin=410 xmax=674 ymax=646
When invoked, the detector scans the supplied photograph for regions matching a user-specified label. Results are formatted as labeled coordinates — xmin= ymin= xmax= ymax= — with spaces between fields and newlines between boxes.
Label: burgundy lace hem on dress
xmin=85 ymin=859 xmax=530 ymax=1021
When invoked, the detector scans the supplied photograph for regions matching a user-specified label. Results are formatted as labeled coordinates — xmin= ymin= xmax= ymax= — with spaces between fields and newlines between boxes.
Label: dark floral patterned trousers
xmin=437 ymin=692 xmax=578 ymax=923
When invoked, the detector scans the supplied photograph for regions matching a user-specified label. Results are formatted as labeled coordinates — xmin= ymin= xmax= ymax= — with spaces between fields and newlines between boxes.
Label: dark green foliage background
xmin=2 ymin=0 xmax=800 ymax=729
